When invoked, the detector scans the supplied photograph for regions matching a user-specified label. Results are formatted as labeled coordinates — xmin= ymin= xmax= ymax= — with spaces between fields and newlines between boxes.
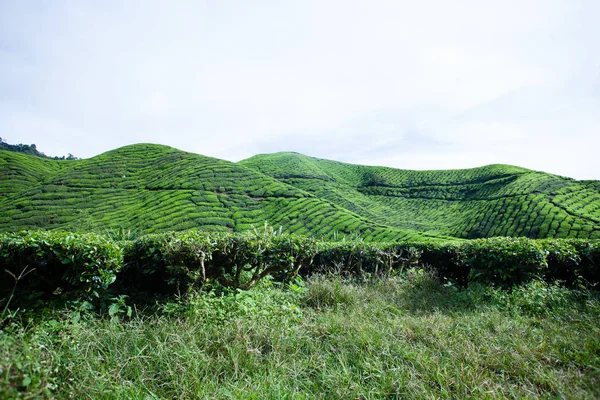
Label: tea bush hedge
xmin=122 ymin=226 xmax=320 ymax=294
xmin=0 ymin=231 xmax=122 ymax=303
xmin=1 ymin=230 xmax=599 ymax=310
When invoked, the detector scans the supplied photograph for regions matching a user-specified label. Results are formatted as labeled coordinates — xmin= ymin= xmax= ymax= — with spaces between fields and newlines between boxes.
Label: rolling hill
xmin=0 ymin=144 xmax=427 ymax=241
xmin=240 ymin=152 xmax=600 ymax=239
xmin=1 ymin=144 xmax=599 ymax=240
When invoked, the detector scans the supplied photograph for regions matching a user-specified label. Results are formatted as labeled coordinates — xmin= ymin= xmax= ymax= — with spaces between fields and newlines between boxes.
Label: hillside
xmin=1 ymin=144 xmax=599 ymax=240
xmin=0 ymin=145 xmax=426 ymax=241
xmin=0 ymin=151 xmax=70 ymax=201
xmin=240 ymin=152 xmax=600 ymax=239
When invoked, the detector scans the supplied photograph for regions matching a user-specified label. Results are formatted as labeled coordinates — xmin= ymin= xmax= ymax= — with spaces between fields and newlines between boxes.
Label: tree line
xmin=0 ymin=137 xmax=78 ymax=160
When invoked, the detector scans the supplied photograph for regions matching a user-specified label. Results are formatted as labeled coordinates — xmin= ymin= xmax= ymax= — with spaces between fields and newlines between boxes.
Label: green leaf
xmin=109 ymin=303 xmax=120 ymax=317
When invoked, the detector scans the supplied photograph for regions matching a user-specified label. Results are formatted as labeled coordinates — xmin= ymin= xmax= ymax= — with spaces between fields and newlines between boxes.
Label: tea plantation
xmin=241 ymin=152 xmax=600 ymax=239
xmin=2 ymin=144 xmax=600 ymax=399
xmin=2 ymin=144 xmax=599 ymax=240
xmin=0 ymin=144 xmax=425 ymax=241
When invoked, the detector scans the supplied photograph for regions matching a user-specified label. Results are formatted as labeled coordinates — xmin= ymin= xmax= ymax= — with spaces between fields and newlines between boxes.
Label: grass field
xmin=2 ymin=271 xmax=599 ymax=399
xmin=1 ymin=144 xmax=599 ymax=240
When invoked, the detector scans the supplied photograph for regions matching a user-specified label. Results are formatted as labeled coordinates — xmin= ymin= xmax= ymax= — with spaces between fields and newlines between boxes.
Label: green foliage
xmin=104 ymin=227 xmax=139 ymax=242
xmin=241 ymin=152 xmax=600 ymax=240
xmin=312 ymin=240 xmax=418 ymax=276
xmin=2 ymin=144 xmax=599 ymax=241
xmin=507 ymin=280 xmax=578 ymax=317
xmin=0 ymin=144 xmax=424 ymax=241
xmin=413 ymin=237 xmax=600 ymax=287
xmin=0 ymin=137 xmax=77 ymax=160
xmin=570 ymin=239 xmax=600 ymax=284
xmin=1 ymin=275 xmax=599 ymax=399
xmin=0 ymin=265 xmax=35 ymax=326
xmin=107 ymin=295 xmax=132 ymax=322
xmin=0 ymin=231 xmax=123 ymax=306
xmin=308 ymin=236 xmax=600 ymax=288
xmin=160 ymin=277 xmax=305 ymax=325
xmin=303 ymin=274 xmax=358 ymax=309
xmin=2 ymin=230 xmax=600 ymax=315
xmin=464 ymin=237 xmax=549 ymax=286
xmin=123 ymin=226 xmax=320 ymax=294
xmin=412 ymin=241 xmax=467 ymax=284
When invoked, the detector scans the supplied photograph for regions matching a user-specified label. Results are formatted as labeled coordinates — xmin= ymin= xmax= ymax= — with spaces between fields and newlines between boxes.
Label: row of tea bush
xmin=1 ymin=228 xmax=598 ymax=307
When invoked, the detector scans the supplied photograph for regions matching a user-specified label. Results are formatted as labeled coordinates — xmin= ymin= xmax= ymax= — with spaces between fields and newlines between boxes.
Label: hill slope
xmin=0 ymin=151 xmax=70 ymax=201
xmin=0 ymin=145 xmax=426 ymax=241
xmin=1 ymin=144 xmax=598 ymax=240
xmin=240 ymin=152 xmax=600 ymax=239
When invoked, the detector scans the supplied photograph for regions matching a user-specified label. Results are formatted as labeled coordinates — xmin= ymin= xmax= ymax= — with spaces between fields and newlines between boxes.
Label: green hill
xmin=0 ymin=151 xmax=70 ymax=201
xmin=1 ymin=144 xmax=598 ymax=240
xmin=240 ymin=152 xmax=600 ymax=239
xmin=0 ymin=144 xmax=426 ymax=241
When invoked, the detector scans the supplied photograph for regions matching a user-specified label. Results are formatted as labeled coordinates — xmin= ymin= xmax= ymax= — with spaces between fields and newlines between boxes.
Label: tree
xmin=0 ymin=138 xmax=78 ymax=160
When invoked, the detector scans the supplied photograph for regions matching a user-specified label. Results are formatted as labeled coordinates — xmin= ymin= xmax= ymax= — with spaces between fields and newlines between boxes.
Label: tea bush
xmin=2 ymin=230 xmax=599 ymax=312
xmin=464 ymin=237 xmax=548 ymax=286
xmin=0 ymin=231 xmax=122 ymax=304
xmin=122 ymin=225 xmax=319 ymax=296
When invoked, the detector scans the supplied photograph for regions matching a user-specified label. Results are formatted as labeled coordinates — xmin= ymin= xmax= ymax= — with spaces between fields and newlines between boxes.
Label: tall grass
xmin=1 ymin=271 xmax=599 ymax=399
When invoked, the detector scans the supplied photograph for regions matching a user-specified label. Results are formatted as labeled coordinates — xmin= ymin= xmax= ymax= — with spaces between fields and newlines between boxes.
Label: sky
xmin=1 ymin=1 xmax=599 ymax=180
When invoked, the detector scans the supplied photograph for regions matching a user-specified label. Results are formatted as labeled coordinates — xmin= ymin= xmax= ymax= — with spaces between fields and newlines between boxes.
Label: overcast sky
xmin=1 ymin=1 xmax=599 ymax=179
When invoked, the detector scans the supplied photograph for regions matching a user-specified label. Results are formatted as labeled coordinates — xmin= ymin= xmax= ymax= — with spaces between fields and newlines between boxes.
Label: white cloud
xmin=0 ymin=0 xmax=599 ymax=179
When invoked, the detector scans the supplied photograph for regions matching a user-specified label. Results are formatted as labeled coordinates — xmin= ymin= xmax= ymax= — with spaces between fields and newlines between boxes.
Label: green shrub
xmin=541 ymin=239 xmax=581 ymax=284
xmin=2 ymin=229 xmax=599 ymax=312
xmin=122 ymin=226 xmax=320 ymax=296
xmin=122 ymin=233 xmax=600 ymax=292
xmin=122 ymin=231 xmax=215 ymax=296
xmin=508 ymin=280 xmax=575 ymax=317
xmin=570 ymin=239 xmax=600 ymax=285
xmin=0 ymin=231 xmax=122 ymax=304
xmin=413 ymin=241 xmax=466 ymax=285
xmin=464 ymin=237 xmax=548 ymax=286
xmin=312 ymin=241 xmax=416 ymax=277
